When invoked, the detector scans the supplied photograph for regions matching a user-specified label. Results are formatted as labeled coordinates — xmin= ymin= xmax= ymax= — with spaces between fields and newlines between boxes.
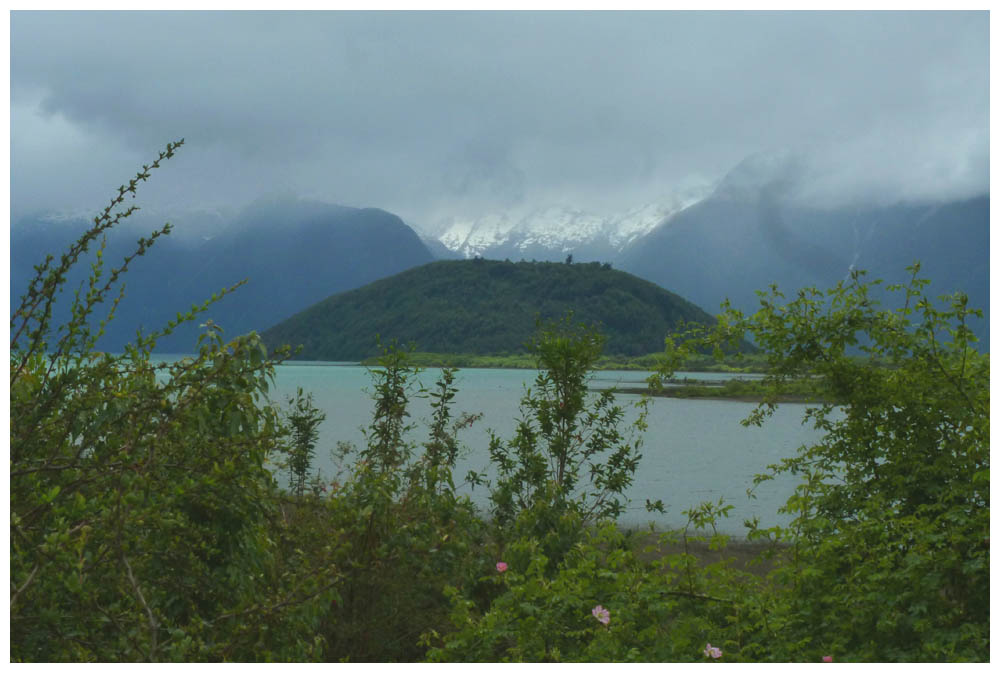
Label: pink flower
xmin=592 ymin=604 xmax=610 ymax=625
xmin=822 ymin=655 xmax=833 ymax=662
xmin=496 ymin=561 xmax=508 ymax=573
xmin=703 ymin=643 xmax=722 ymax=659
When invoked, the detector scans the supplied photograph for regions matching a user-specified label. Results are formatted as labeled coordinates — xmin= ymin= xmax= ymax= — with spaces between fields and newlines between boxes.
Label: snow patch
xmin=436 ymin=194 xmax=706 ymax=259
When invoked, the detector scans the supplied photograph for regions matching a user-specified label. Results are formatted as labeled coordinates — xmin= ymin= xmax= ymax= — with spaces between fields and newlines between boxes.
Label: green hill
xmin=262 ymin=259 xmax=721 ymax=360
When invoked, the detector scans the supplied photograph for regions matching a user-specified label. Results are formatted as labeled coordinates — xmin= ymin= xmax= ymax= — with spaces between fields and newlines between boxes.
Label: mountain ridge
xmin=422 ymin=154 xmax=989 ymax=344
xmin=11 ymin=199 xmax=436 ymax=352
xmin=435 ymin=197 xmax=705 ymax=261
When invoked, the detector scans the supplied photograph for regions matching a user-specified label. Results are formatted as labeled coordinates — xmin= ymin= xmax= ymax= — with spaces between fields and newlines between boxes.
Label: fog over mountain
xmin=436 ymin=199 xmax=701 ymax=262
xmin=616 ymin=160 xmax=990 ymax=329
xmin=11 ymin=11 xmax=988 ymax=233
xmin=11 ymin=199 xmax=435 ymax=352
xmin=424 ymin=150 xmax=989 ymax=345
xmin=11 ymin=11 xmax=989 ymax=354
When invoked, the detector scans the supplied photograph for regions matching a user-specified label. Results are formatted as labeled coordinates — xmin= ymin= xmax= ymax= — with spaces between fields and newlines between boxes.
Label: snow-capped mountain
xmin=435 ymin=198 xmax=703 ymax=261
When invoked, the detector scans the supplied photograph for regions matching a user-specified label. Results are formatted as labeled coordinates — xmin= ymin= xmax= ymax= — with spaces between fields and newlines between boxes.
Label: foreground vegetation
xmin=11 ymin=144 xmax=988 ymax=662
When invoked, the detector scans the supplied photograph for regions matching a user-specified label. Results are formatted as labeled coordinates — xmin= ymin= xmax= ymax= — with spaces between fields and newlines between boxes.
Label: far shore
xmin=614 ymin=386 xmax=821 ymax=403
xmin=354 ymin=351 xmax=770 ymax=374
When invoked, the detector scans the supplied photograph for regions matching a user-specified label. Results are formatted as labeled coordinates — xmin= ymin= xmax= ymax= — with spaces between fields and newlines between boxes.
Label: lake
xmin=261 ymin=361 xmax=820 ymax=535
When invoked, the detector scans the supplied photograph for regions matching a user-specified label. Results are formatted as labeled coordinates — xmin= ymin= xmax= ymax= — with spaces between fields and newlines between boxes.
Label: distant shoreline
xmin=614 ymin=386 xmax=819 ymax=404
xmin=354 ymin=351 xmax=770 ymax=374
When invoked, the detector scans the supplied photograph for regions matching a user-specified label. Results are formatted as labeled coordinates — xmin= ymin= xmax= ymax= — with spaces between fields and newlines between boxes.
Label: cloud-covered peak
xmin=436 ymin=199 xmax=699 ymax=259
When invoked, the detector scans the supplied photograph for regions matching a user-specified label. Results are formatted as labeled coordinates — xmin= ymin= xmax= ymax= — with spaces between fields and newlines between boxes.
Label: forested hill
xmin=262 ymin=259 xmax=719 ymax=360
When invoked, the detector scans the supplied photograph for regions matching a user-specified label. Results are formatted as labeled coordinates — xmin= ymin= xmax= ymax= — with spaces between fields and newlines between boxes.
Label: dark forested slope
xmin=262 ymin=259 xmax=719 ymax=360
xmin=617 ymin=158 xmax=989 ymax=344
xmin=11 ymin=199 xmax=435 ymax=352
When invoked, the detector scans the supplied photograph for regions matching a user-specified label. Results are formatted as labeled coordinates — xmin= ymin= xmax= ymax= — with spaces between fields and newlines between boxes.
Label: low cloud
xmin=11 ymin=11 xmax=989 ymax=230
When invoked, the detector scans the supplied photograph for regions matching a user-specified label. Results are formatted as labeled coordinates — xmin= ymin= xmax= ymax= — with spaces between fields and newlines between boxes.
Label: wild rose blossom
xmin=704 ymin=643 xmax=722 ymax=659
xmin=592 ymin=605 xmax=610 ymax=625
xmin=822 ymin=655 xmax=833 ymax=662
xmin=496 ymin=561 xmax=508 ymax=573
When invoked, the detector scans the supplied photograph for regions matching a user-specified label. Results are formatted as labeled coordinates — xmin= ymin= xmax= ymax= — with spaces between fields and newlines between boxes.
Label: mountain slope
xmin=618 ymin=189 xmax=990 ymax=341
xmin=425 ymin=153 xmax=989 ymax=347
xmin=261 ymin=259 xmax=720 ymax=360
xmin=11 ymin=199 xmax=436 ymax=352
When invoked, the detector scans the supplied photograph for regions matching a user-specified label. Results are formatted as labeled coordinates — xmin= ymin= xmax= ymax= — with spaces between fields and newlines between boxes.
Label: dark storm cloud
xmin=10 ymin=11 xmax=989 ymax=230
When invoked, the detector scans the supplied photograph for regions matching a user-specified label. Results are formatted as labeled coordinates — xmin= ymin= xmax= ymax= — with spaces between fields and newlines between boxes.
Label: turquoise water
xmin=270 ymin=363 xmax=813 ymax=534
xmin=151 ymin=356 xmax=815 ymax=534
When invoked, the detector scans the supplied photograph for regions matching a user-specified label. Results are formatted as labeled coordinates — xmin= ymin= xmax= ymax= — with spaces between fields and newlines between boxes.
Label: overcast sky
xmin=10 ymin=10 xmax=989 ymax=234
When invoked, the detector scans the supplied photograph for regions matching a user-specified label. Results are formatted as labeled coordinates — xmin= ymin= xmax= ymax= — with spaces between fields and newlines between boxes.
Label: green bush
xmin=278 ymin=387 xmax=326 ymax=497
xmin=426 ymin=502 xmax=758 ymax=662
xmin=667 ymin=266 xmax=990 ymax=661
xmin=429 ymin=266 xmax=988 ymax=663
xmin=314 ymin=344 xmax=487 ymax=661
xmin=10 ymin=142 xmax=339 ymax=661
xmin=481 ymin=317 xmax=649 ymax=560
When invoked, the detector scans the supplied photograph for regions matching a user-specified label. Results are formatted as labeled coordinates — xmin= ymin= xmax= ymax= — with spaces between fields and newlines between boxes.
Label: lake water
xmin=261 ymin=361 xmax=819 ymax=535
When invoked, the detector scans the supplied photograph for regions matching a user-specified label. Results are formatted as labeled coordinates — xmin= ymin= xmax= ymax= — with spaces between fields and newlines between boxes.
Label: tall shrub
xmin=487 ymin=320 xmax=647 ymax=517
xmin=10 ymin=141 xmax=340 ymax=661
xmin=317 ymin=344 xmax=486 ymax=661
xmin=699 ymin=266 xmax=989 ymax=661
